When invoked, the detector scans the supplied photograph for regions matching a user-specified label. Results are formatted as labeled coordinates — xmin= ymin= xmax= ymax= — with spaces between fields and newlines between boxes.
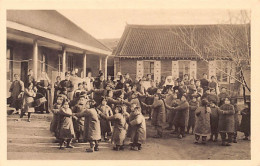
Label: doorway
xmin=21 ymin=62 xmax=28 ymax=83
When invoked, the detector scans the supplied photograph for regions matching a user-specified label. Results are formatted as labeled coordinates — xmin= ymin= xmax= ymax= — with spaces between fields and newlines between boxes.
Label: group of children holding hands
xmin=50 ymin=91 xmax=146 ymax=152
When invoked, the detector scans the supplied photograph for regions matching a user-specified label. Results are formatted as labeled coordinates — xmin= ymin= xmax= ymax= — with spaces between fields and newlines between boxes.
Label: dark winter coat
xmin=218 ymin=104 xmax=235 ymax=133
xmin=50 ymin=103 xmax=61 ymax=137
xmin=129 ymin=112 xmax=146 ymax=144
xmin=210 ymin=106 xmax=220 ymax=134
xmin=75 ymin=108 xmax=101 ymax=141
xmin=9 ymin=80 xmax=24 ymax=109
xmin=239 ymin=107 xmax=250 ymax=134
xmin=194 ymin=106 xmax=211 ymax=136
xmin=166 ymin=101 xmax=189 ymax=128
xmin=188 ymin=100 xmax=199 ymax=127
xmin=58 ymin=108 xmax=75 ymax=139
xmin=72 ymin=104 xmax=85 ymax=137
xmin=100 ymin=112 xmax=128 ymax=145
xmin=167 ymin=99 xmax=180 ymax=125
xmin=143 ymin=98 xmax=166 ymax=126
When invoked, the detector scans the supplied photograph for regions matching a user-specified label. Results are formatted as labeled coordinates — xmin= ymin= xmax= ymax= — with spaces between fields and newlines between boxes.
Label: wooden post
xmin=62 ymin=48 xmax=66 ymax=73
xmin=99 ymin=56 xmax=102 ymax=71
xmin=104 ymin=55 xmax=108 ymax=80
xmin=83 ymin=53 xmax=87 ymax=78
xmin=33 ymin=40 xmax=38 ymax=80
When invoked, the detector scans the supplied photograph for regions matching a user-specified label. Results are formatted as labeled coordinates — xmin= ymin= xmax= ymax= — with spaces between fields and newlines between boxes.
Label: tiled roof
xmin=114 ymin=24 xmax=249 ymax=59
xmin=7 ymin=10 xmax=111 ymax=52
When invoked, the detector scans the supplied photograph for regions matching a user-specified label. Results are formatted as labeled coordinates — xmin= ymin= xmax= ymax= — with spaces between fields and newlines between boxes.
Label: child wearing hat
xmin=129 ymin=106 xmax=146 ymax=150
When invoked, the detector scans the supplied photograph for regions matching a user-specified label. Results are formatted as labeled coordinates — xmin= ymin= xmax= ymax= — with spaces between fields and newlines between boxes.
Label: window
xmin=58 ymin=54 xmax=62 ymax=73
xmin=179 ymin=60 xmax=190 ymax=79
xmin=6 ymin=48 xmax=13 ymax=81
xmin=40 ymin=54 xmax=46 ymax=72
xmin=67 ymin=55 xmax=74 ymax=72
xmin=216 ymin=60 xmax=230 ymax=83
xmin=143 ymin=61 xmax=154 ymax=79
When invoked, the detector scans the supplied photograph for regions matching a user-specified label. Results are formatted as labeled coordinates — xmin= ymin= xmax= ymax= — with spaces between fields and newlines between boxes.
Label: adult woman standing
xmin=36 ymin=71 xmax=51 ymax=114
xmin=9 ymin=74 xmax=24 ymax=114
xmin=53 ymin=76 xmax=61 ymax=104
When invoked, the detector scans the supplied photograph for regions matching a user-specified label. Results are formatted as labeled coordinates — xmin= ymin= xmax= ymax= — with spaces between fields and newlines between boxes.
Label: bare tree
xmin=169 ymin=10 xmax=250 ymax=103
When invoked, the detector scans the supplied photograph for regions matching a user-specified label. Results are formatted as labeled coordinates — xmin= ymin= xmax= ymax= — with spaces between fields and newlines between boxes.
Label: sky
xmin=58 ymin=9 xmax=246 ymax=39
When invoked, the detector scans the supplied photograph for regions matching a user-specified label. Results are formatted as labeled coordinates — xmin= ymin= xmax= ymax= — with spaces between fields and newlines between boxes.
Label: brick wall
xmin=117 ymin=59 xmax=210 ymax=81
xmin=118 ymin=58 xmax=137 ymax=80
xmin=161 ymin=60 xmax=172 ymax=78
xmin=197 ymin=61 xmax=209 ymax=79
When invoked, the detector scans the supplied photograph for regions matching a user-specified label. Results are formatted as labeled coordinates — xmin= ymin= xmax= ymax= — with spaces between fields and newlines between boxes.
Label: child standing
xmin=129 ymin=106 xmax=146 ymax=151
xmin=194 ymin=99 xmax=211 ymax=144
xmin=240 ymin=102 xmax=250 ymax=140
xmin=20 ymin=83 xmax=36 ymax=122
xmin=58 ymin=99 xmax=75 ymax=149
xmin=218 ymin=97 xmax=235 ymax=146
xmin=142 ymin=93 xmax=166 ymax=138
xmin=98 ymin=105 xmax=128 ymax=151
xmin=98 ymin=97 xmax=113 ymax=141
xmin=208 ymin=102 xmax=220 ymax=142
xmin=50 ymin=94 xmax=64 ymax=142
xmin=165 ymin=95 xmax=189 ymax=139
xmin=187 ymin=95 xmax=199 ymax=134
xmin=74 ymin=99 xmax=101 ymax=152
xmin=72 ymin=95 xmax=86 ymax=143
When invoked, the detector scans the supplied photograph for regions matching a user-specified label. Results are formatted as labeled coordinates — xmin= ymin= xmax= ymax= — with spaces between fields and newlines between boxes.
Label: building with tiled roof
xmin=113 ymin=24 xmax=250 ymax=97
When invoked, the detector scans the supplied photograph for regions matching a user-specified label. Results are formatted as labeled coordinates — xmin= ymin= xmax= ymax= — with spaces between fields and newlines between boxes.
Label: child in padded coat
xmin=50 ymin=94 xmax=65 ymax=142
xmin=208 ymin=101 xmax=220 ymax=142
xmin=73 ymin=99 xmax=101 ymax=152
xmin=218 ymin=97 xmax=235 ymax=146
xmin=98 ymin=97 xmax=113 ymax=141
xmin=129 ymin=106 xmax=146 ymax=151
xmin=98 ymin=105 xmax=129 ymax=151
xmin=187 ymin=95 xmax=199 ymax=134
xmin=57 ymin=98 xmax=75 ymax=149
xmin=72 ymin=95 xmax=86 ymax=143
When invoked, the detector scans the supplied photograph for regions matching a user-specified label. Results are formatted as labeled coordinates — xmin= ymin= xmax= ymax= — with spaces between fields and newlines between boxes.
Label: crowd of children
xmin=8 ymin=70 xmax=251 ymax=152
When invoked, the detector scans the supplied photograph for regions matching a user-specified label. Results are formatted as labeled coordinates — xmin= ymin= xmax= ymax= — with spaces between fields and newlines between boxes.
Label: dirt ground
xmin=7 ymin=113 xmax=250 ymax=160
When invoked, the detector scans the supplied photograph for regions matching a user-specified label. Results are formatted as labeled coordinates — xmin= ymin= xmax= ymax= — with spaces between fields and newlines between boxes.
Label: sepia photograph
xmin=1 ymin=0 xmax=257 ymax=164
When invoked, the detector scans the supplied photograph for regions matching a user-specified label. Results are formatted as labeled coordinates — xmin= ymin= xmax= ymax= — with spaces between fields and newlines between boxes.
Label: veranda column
xmin=83 ymin=53 xmax=87 ymax=77
xmin=99 ymin=56 xmax=102 ymax=71
xmin=32 ymin=39 xmax=38 ymax=80
xmin=104 ymin=55 xmax=108 ymax=79
xmin=62 ymin=48 xmax=66 ymax=73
